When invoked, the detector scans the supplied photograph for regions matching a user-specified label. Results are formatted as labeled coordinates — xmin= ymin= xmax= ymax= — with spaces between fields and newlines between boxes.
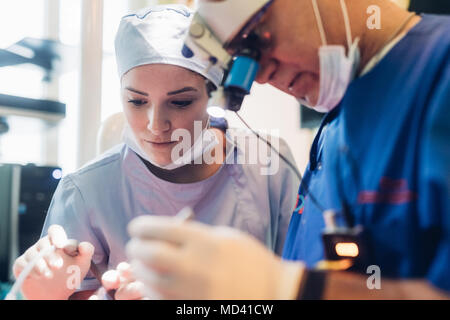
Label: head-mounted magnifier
xmin=182 ymin=0 xmax=274 ymax=112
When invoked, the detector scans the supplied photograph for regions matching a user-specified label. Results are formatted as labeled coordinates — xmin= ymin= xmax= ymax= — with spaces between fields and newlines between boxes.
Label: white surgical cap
xmin=115 ymin=4 xmax=223 ymax=87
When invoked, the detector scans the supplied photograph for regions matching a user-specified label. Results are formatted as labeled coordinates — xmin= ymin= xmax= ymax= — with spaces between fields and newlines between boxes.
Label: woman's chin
xmin=141 ymin=152 xmax=172 ymax=167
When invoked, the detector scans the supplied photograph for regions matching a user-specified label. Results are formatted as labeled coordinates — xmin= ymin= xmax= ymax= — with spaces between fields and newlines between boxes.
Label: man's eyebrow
xmin=167 ymin=87 xmax=198 ymax=96
xmin=125 ymin=87 xmax=149 ymax=96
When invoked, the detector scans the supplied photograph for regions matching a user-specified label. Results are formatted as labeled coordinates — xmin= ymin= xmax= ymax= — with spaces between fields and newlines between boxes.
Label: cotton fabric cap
xmin=115 ymin=4 xmax=223 ymax=87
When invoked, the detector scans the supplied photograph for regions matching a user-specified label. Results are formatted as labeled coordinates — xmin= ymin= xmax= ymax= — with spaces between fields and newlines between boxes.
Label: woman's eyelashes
xmin=127 ymin=98 xmax=195 ymax=109
xmin=128 ymin=99 xmax=147 ymax=107
xmin=171 ymin=100 xmax=193 ymax=108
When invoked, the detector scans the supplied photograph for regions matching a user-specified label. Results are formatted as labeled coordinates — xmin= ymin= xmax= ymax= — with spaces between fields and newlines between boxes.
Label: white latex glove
xmin=12 ymin=225 xmax=94 ymax=300
xmin=126 ymin=216 xmax=305 ymax=300
xmin=95 ymin=262 xmax=147 ymax=300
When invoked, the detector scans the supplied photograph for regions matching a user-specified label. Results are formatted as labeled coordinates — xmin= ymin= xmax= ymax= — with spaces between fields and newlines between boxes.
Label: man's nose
xmin=255 ymin=57 xmax=279 ymax=84
xmin=147 ymin=106 xmax=170 ymax=135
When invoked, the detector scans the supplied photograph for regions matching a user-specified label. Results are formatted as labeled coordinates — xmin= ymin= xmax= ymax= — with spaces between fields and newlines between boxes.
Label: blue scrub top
xmin=283 ymin=14 xmax=450 ymax=292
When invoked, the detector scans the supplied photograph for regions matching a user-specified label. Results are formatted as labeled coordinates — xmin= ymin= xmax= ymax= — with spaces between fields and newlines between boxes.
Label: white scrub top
xmin=41 ymin=130 xmax=300 ymax=291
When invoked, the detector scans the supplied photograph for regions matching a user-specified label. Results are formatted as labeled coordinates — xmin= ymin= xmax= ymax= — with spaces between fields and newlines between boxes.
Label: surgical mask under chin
xmin=123 ymin=120 xmax=219 ymax=171
xmin=298 ymin=0 xmax=360 ymax=113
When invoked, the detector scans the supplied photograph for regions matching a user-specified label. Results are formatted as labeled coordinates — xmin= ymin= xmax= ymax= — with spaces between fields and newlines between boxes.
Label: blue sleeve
xmin=272 ymin=138 xmax=301 ymax=256
xmin=41 ymin=176 xmax=106 ymax=291
xmin=419 ymin=61 xmax=450 ymax=292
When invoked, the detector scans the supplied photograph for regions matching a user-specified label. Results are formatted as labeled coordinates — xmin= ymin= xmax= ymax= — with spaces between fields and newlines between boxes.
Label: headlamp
xmin=182 ymin=0 xmax=274 ymax=112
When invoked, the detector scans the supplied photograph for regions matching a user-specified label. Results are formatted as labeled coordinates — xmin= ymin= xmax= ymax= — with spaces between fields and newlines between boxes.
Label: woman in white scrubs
xmin=12 ymin=4 xmax=299 ymax=300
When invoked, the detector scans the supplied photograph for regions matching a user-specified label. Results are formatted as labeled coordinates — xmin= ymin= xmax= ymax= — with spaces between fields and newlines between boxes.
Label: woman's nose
xmin=147 ymin=107 xmax=170 ymax=135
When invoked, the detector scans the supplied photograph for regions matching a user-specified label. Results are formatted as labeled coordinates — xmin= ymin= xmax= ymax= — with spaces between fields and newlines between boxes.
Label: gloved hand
xmin=12 ymin=225 xmax=94 ymax=300
xmin=96 ymin=262 xmax=147 ymax=300
xmin=126 ymin=216 xmax=305 ymax=300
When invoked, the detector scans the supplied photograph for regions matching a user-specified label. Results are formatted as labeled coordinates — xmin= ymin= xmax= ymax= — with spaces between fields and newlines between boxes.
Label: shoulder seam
xmin=76 ymin=151 xmax=122 ymax=176
xmin=62 ymin=175 xmax=88 ymax=210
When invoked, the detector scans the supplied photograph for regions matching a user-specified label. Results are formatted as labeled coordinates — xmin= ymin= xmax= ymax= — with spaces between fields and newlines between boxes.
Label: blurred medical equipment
xmin=0 ymin=164 xmax=62 ymax=283
xmin=0 ymin=37 xmax=78 ymax=83
xmin=0 ymin=117 xmax=9 ymax=135
xmin=0 ymin=36 xmax=72 ymax=164
xmin=0 ymin=95 xmax=65 ymax=169
xmin=0 ymin=94 xmax=66 ymax=124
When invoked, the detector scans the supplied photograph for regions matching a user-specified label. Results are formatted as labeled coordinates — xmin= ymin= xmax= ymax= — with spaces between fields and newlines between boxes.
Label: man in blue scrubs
xmin=126 ymin=0 xmax=450 ymax=299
